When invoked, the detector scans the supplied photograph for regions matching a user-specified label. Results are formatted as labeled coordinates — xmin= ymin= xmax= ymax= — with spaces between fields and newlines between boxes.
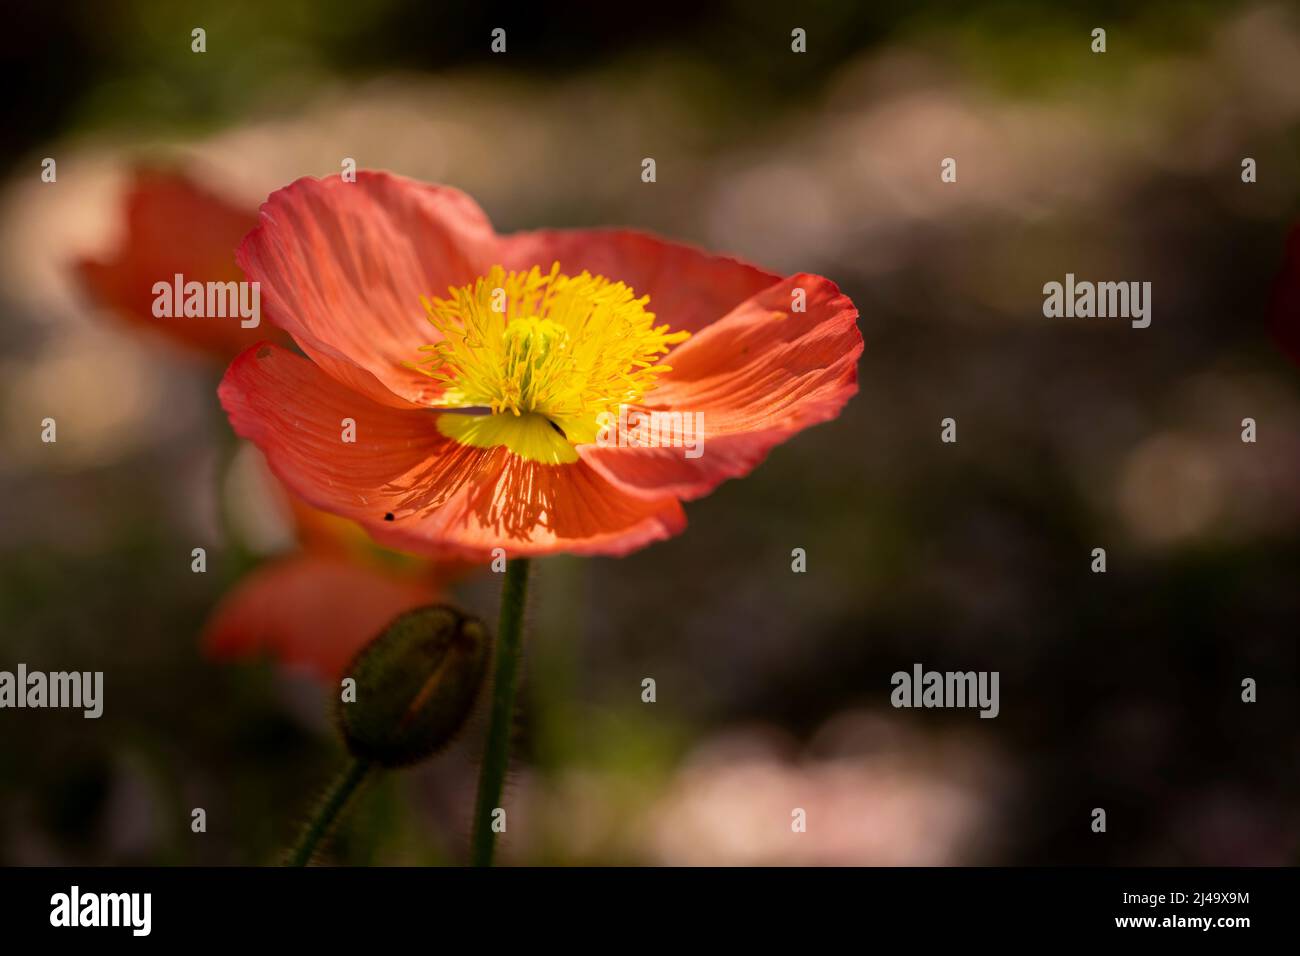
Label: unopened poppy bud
xmin=336 ymin=605 xmax=490 ymax=768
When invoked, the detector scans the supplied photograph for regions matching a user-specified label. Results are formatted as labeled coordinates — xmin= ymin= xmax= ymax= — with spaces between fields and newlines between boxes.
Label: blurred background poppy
xmin=2 ymin=0 xmax=1299 ymax=865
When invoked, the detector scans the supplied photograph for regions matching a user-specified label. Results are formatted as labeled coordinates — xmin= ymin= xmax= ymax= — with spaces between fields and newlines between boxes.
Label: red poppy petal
xmin=203 ymin=553 xmax=439 ymax=681
xmin=76 ymin=168 xmax=279 ymax=360
xmin=219 ymin=342 xmax=446 ymax=518
xmin=496 ymin=228 xmax=779 ymax=334
xmin=580 ymin=274 xmax=861 ymax=500
xmin=220 ymin=343 xmax=687 ymax=558
xmin=236 ymin=172 xmax=497 ymax=408
xmin=364 ymin=449 xmax=688 ymax=559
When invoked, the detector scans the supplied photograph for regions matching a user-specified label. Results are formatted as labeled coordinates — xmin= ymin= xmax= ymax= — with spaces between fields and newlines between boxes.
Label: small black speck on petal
xmin=383 ymin=512 xmax=395 ymax=522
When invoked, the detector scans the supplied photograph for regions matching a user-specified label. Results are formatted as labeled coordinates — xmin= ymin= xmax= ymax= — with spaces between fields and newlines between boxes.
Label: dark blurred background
xmin=2 ymin=0 xmax=1299 ymax=864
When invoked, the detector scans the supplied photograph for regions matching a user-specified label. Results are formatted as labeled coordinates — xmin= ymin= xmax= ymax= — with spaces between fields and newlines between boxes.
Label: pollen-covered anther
xmin=409 ymin=263 xmax=689 ymax=464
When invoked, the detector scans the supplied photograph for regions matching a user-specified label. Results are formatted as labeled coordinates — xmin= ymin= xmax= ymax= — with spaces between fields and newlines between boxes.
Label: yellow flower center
xmin=410 ymin=263 xmax=689 ymax=464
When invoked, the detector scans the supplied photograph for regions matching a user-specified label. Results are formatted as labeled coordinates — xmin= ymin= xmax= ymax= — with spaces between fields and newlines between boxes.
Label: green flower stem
xmin=287 ymin=758 xmax=373 ymax=866
xmin=470 ymin=557 xmax=531 ymax=867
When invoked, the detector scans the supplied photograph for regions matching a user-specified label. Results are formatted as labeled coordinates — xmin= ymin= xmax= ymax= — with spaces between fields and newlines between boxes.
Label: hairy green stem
xmin=287 ymin=758 xmax=373 ymax=866
xmin=470 ymin=557 xmax=531 ymax=866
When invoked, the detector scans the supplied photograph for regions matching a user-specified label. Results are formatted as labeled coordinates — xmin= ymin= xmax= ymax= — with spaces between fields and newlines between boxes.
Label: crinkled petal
xmin=580 ymin=274 xmax=861 ymax=500
xmin=236 ymin=171 xmax=497 ymax=407
xmin=370 ymin=445 xmax=688 ymax=559
xmin=497 ymin=227 xmax=779 ymax=334
xmin=220 ymin=343 xmax=687 ymax=558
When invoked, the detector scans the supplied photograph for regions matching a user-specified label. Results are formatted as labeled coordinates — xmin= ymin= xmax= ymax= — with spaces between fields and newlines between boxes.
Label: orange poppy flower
xmin=76 ymin=167 xmax=286 ymax=359
xmin=219 ymin=171 xmax=862 ymax=558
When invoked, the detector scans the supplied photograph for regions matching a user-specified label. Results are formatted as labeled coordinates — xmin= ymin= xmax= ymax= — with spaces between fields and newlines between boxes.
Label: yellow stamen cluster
xmin=410 ymin=264 xmax=689 ymax=461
